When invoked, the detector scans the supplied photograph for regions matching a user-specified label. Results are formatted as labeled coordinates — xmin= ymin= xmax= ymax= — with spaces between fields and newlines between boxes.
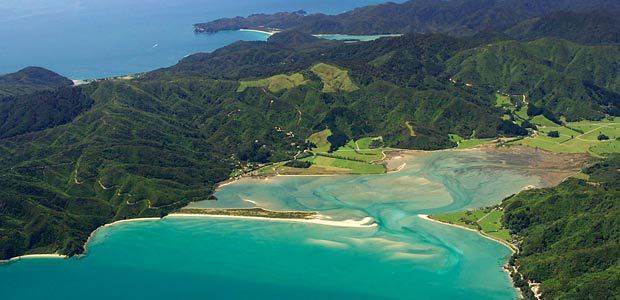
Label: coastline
xmin=1 ymin=253 xmax=68 ymax=264
xmin=239 ymin=28 xmax=280 ymax=35
xmin=1 ymin=213 xmax=376 ymax=263
xmin=312 ymin=33 xmax=403 ymax=40
xmin=1 ymin=217 xmax=163 ymax=264
xmin=81 ymin=217 xmax=162 ymax=255
xmin=167 ymin=213 xmax=378 ymax=228
xmin=417 ymin=214 xmax=517 ymax=253
xmin=417 ymin=214 xmax=522 ymax=298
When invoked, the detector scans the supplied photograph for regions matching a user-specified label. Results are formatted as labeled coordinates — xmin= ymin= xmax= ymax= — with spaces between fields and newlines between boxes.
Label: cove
xmin=0 ymin=149 xmax=563 ymax=300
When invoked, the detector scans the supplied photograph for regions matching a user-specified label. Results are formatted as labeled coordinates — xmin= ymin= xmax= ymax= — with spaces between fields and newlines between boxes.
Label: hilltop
xmin=0 ymin=67 xmax=73 ymax=97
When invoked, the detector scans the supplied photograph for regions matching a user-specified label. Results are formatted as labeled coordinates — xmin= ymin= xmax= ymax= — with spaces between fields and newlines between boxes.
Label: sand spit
xmin=168 ymin=213 xmax=377 ymax=228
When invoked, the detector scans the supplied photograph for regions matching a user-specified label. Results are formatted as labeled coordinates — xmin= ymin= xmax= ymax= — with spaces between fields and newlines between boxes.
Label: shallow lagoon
xmin=1 ymin=150 xmax=549 ymax=299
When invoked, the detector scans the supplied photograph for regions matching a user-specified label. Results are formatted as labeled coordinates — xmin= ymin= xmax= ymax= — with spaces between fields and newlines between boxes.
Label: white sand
xmin=242 ymin=198 xmax=258 ymax=205
xmin=72 ymin=79 xmax=88 ymax=86
xmin=239 ymin=28 xmax=280 ymax=35
xmin=306 ymin=238 xmax=350 ymax=249
xmin=167 ymin=214 xmax=377 ymax=228
xmin=418 ymin=214 xmax=478 ymax=233
xmin=2 ymin=253 xmax=68 ymax=263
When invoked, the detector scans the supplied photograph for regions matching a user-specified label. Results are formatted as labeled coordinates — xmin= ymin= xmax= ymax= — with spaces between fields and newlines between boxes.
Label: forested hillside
xmin=0 ymin=87 xmax=93 ymax=139
xmin=503 ymin=156 xmax=620 ymax=299
xmin=171 ymin=32 xmax=620 ymax=121
xmin=194 ymin=0 xmax=620 ymax=36
xmin=506 ymin=11 xmax=620 ymax=45
xmin=447 ymin=38 xmax=620 ymax=120
xmin=0 ymin=67 xmax=73 ymax=97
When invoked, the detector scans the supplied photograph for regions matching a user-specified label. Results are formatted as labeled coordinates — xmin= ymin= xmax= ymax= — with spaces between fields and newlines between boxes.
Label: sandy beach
xmin=168 ymin=213 xmax=378 ymax=228
xmin=239 ymin=28 xmax=280 ymax=35
xmin=312 ymin=33 xmax=403 ymax=38
xmin=1 ymin=253 xmax=68 ymax=264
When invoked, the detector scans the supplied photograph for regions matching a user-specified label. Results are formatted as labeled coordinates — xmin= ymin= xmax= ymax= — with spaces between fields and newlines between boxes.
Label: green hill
xmin=447 ymin=38 xmax=620 ymax=121
xmin=503 ymin=155 xmax=620 ymax=299
xmin=506 ymin=10 xmax=620 ymax=45
xmin=0 ymin=67 xmax=73 ymax=97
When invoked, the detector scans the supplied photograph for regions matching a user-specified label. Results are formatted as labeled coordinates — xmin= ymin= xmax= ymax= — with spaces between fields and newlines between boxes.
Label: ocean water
xmin=0 ymin=0 xmax=397 ymax=79
xmin=1 ymin=150 xmax=543 ymax=300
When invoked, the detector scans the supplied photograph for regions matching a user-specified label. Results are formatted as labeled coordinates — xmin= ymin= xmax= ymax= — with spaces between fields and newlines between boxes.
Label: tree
xmin=598 ymin=133 xmax=610 ymax=140
xmin=284 ymin=160 xmax=312 ymax=168
xmin=521 ymin=120 xmax=537 ymax=130
xmin=548 ymin=131 xmax=560 ymax=138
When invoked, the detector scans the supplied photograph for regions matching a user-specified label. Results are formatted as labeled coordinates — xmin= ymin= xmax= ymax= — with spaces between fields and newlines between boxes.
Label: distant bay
xmin=0 ymin=0 xmax=398 ymax=79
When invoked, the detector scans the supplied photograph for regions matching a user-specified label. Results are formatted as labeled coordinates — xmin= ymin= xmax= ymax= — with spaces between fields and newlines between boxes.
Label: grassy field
xmin=431 ymin=209 xmax=487 ymax=230
xmin=305 ymin=155 xmax=385 ymax=174
xmin=492 ymin=92 xmax=620 ymax=155
xmin=495 ymin=93 xmax=529 ymax=124
xmin=431 ymin=207 xmax=512 ymax=242
xmin=508 ymin=117 xmax=620 ymax=155
xmin=478 ymin=210 xmax=512 ymax=241
xmin=495 ymin=93 xmax=512 ymax=108
xmin=330 ymin=138 xmax=385 ymax=162
xmin=237 ymin=73 xmax=307 ymax=92
xmin=277 ymin=132 xmax=388 ymax=174
xmin=307 ymin=129 xmax=333 ymax=153
xmin=449 ymin=134 xmax=495 ymax=149
xmin=310 ymin=63 xmax=359 ymax=93
xmin=355 ymin=137 xmax=376 ymax=149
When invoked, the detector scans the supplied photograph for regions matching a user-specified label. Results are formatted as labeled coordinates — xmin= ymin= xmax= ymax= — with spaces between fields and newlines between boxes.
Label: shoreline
xmin=237 ymin=29 xmax=403 ymax=39
xmin=239 ymin=28 xmax=280 ymax=35
xmin=417 ymin=214 xmax=522 ymax=298
xmin=0 ymin=217 xmax=162 ymax=264
xmin=0 ymin=253 xmax=68 ymax=264
xmin=1 ymin=213 xmax=376 ymax=263
xmin=81 ymin=217 xmax=162 ymax=254
xmin=313 ymin=33 xmax=403 ymax=40
xmin=167 ymin=213 xmax=378 ymax=228
xmin=417 ymin=214 xmax=517 ymax=253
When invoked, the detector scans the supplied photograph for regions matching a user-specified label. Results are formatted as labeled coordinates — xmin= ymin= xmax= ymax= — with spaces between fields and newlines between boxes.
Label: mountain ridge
xmin=194 ymin=0 xmax=620 ymax=36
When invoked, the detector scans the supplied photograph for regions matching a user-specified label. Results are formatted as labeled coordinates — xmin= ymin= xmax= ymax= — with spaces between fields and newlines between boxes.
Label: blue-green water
xmin=1 ymin=150 xmax=545 ymax=299
xmin=0 ymin=0 xmax=397 ymax=79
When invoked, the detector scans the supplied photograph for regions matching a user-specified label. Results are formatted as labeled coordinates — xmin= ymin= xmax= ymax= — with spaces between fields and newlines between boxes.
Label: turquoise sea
xmin=1 ymin=150 xmax=545 ymax=299
xmin=0 ymin=0 xmax=395 ymax=79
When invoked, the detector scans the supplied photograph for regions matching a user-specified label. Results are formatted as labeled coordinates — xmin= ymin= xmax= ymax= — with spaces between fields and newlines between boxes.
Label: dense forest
xmin=194 ymin=0 xmax=620 ymax=38
xmin=505 ymin=10 xmax=620 ymax=45
xmin=446 ymin=38 xmax=620 ymax=120
xmin=503 ymin=155 xmax=620 ymax=299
